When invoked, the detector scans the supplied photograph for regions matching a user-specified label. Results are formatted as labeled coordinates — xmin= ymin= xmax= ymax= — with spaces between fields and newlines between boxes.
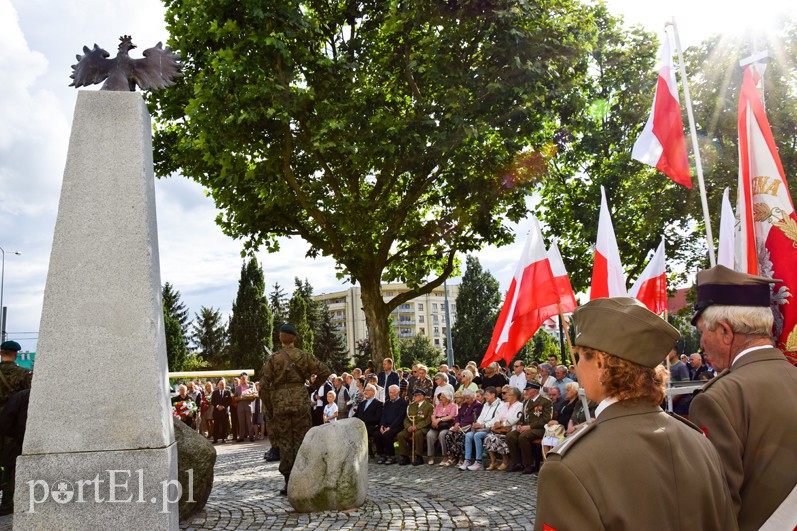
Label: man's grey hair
xmin=388 ymin=384 xmax=400 ymax=392
xmin=365 ymin=384 xmax=377 ymax=393
xmin=700 ymin=305 xmax=774 ymax=337
xmin=556 ymin=365 xmax=567 ymax=372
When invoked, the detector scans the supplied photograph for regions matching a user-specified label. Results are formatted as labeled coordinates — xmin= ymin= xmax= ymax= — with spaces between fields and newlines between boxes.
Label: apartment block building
xmin=314 ymin=283 xmax=460 ymax=358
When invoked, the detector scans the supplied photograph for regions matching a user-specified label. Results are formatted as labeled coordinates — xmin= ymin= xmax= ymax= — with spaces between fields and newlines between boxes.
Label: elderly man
xmin=507 ymin=382 xmax=552 ymax=474
xmin=689 ymin=265 xmax=797 ymax=530
xmin=396 ymin=389 xmax=434 ymax=465
xmin=508 ymin=359 xmax=527 ymax=391
xmin=552 ymin=365 xmax=573 ymax=396
xmin=355 ymin=384 xmax=383 ymax=455
xmin=688 ymin=353 xmax=711 ymax=380
xmin=547 ymin=386 xmax=565 ymax=418
xmin=375 ymin=385 xmax=406 ymax=464
xmin=366 ymin=373 xmax=385 ymax=402
xmin=480 ymin=361 xmax=509 ymax=389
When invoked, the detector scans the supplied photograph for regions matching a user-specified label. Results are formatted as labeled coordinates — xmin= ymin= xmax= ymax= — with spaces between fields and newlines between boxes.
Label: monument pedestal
xmin=14 ymin=91 xmax=178 ymax=529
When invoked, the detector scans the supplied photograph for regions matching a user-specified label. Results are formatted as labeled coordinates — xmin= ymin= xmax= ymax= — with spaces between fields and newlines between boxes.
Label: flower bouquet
xmin=239 ymin=387 xmax=259 ymax=401
xmin=173 ymin=400 xmax=198 ymax=419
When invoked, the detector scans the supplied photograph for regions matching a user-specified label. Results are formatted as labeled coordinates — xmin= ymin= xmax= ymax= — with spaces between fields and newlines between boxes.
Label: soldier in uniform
xmin=689 ymin=265 xmax=797 ymax=530
xmin=0 ymin=340 xmax=32 ymax=516
xmin=506 ymin=382 xmax=551 ymax=474
xmin=396 ymin=389 xmax=434 ymax=465
xmin=259 ymin=324 xmax=330 ymax=495
xmin=535 ymin=298 xmax=735 ymax=531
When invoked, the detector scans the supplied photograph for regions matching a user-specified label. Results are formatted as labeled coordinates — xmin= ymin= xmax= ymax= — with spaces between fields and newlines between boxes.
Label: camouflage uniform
xmin=259 ymin=346 xmax=330 ymax=478
xmin=0 ymin=361 xmax=31 ymax=513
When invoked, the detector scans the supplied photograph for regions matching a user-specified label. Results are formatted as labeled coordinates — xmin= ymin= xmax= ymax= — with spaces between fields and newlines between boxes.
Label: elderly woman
xmin=525 ymin=366 xmax=540 ymax=385
xmin=425 ymin=390 xmax=458 ymax=464
xmin=542 ymin=381 xmax=580 ymax=454
xmin=483 ymin=386 xmax=523 ymax=470
xmin=432 ymin=372 xmax=455 ymax=406
xmin=535 ymin=297 xmax=734 ymax=530
xmin=199 ymin=381 xmax=215 ymax=438
xmin=538 ymin=364 xmax=556 ymax=397
xmin=442 ymin=389 xmax=483 ymax=466
xmin=457 ymin=369 xmax=479 ymax=392
xmin=475 ymin=389 xmax=485 ymax=404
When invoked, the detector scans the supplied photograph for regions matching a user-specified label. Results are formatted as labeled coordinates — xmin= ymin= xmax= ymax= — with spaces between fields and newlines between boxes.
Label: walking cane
xmin=407 ymin=403 xmax=417 ymax=460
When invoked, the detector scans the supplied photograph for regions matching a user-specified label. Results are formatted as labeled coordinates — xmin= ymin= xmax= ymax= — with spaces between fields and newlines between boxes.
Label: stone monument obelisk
xmin=14 ymin=90 xmax=178 ymax=529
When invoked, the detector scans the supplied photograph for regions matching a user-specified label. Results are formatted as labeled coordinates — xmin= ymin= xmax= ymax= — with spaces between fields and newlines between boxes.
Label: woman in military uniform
xmin=534 ymin=298 xmax=736 ymax=531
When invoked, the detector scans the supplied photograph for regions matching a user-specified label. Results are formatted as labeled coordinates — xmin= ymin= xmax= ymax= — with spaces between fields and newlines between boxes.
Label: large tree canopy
xmin=151 ymin=0 xmax=599 ymax=365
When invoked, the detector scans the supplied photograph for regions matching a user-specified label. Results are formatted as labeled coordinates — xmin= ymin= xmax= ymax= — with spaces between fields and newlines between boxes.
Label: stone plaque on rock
xmin=288 ymin=418 xmax=368 ymax=512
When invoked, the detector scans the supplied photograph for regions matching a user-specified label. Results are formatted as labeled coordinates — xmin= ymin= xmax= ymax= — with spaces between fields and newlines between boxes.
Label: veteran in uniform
xmin=259 ymin=324 xmax=331 ymax=495
xmin=396 ymin=389 xmax=434 ymax=466
xmin=535 ymin=298 xmax=735 ymax=531
xmin=506 ymin=382 xmax=551 ymax=474
xmin=0 ymin=340 xmax=32 ymax=516
xmin=689 ymin=265 xmax=797 ymax=530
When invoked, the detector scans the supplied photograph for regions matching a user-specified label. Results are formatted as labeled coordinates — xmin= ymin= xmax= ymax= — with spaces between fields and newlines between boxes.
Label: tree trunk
xmin=359 ymin=276 xmax=393 ymax=370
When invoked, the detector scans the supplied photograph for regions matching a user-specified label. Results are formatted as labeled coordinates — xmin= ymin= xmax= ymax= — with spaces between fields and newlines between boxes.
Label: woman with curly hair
xmin=534 ymin=297 xmax=735 ymax=531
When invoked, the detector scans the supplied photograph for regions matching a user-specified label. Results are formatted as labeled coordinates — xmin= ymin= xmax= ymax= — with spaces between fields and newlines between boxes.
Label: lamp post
xmin=0 ymin=246 xmax=22 ymax=342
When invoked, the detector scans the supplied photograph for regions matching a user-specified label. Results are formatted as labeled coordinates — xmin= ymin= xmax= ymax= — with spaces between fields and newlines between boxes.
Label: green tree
xmin=314 ymin=303 xmax=350 ymax=373
xmin=288 ymin=291 xmax=314 ymax=354
xmin=294 ymin=277 xmax=322 ymax=337
xmin=352 ymin=339 xmax=372 ymax=372
xmin=164 ymin=307 xmax=188 ymax=372
xmin=227 ymin=258 xmax=273 ymax=374
xmin=162 ymin=282 xmax=190 ymax=337
xmin=399 ymin=335 xmax=442 ymax=368
xmin=151 ymin=0 xmax=599 ymax=368
xmin=189 ymin=306 xmax=228 ymax=368
xmin=525 ymin=329 xmax=560 ymax=365
xmin=269 ymin=282 xmax=288 ymax=346
xmin=387 ymin=318 xmax=401 ymax=368
xmin=451 ymin=255 xmax=502 ymax=366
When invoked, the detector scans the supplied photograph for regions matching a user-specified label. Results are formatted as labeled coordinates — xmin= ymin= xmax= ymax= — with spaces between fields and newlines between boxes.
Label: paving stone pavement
xmin=0 ymin=437 xmax=539 ymax=530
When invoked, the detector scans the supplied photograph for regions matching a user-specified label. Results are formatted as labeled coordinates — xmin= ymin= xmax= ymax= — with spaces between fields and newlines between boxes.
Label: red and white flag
xmin=737 ymin=66 xmax=797 ymax=361
xmin=547 ymin=241 xmax=577 ymax=314
xmin=718 ymin=187 xmax=736 ymax=269
xmin=631 ymin=30 xmax=691 ymax=188
xmin=481 ymin=217 xmax=560 ymax=368
xmin=629 ymin=239 xmax=667 ymax=314
xmin=590 ymin=186 xmax=627 ymax=299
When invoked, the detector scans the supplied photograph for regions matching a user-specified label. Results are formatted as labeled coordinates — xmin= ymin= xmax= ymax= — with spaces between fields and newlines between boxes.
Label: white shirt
xmin=541 ymin=375 xmax=557 ymax=398
xmin=476 ymin=398 xmax=503 ymax=428
xmin=732 ymin=344 xmax=773 ymax=367
xmin=595 ymin=397 xmax=619 ymax=419
xmin=433 ymin=383 xmax=455 ymax=405
xmin=509 ymin=373 xmax=527 ymax=391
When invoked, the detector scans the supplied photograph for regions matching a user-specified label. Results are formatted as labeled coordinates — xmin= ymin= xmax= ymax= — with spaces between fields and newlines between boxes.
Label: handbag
xmin=459 ymin=425 xmax=472 ymax=433
xmin=437 ymin=420 xmax=454 ymax=430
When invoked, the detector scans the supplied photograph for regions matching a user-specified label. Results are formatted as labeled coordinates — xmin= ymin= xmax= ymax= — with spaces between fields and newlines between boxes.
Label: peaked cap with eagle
xmin=70 ymin=35 xmax=182 ymax=92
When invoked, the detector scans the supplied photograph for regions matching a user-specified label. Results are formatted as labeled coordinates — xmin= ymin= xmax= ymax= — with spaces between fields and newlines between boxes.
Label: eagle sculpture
xmin=70 ymin=35 xmax=182 ymax=91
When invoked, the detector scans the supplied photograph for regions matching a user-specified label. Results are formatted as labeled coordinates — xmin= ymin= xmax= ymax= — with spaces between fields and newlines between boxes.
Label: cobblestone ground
xmin=0 ymin=437 xmax=539 ymax=530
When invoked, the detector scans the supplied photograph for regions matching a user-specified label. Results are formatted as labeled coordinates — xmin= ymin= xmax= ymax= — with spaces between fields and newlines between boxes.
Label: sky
xmin=1 ymin=0 xmax=794 ymax=352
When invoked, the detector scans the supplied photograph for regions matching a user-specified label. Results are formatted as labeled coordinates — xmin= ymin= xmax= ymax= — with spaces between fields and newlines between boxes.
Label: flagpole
xmin=668 ymin=17 xmax=716 ymax=267
xmin=557 ymin=303 xmax=576 ymax=380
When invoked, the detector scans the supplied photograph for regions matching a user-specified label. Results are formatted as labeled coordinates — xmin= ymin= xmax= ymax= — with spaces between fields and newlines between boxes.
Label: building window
xmin=434 ymin=339 xmax=440 ymax=346
xmin=432 ymin=315 xmax=439 ymax=325
xmin=418 ymin=315 xmax=424 ymax=323
xmin=432 ymin=303 xmax=438 ymax=312
xmin=434 ymin=327 xmax=440 ymax=336
xmin=418 ymin=303 xmax=423 ymax=311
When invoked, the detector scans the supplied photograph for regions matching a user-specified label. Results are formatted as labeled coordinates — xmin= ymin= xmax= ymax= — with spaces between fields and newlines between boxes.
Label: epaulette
xmin=546 ymin=421 xmax=596 ymax=458
xmin=666 ymin=411 xmax=703 ymax=433
xmin=693 ymin=368 xmax=729 ymax=394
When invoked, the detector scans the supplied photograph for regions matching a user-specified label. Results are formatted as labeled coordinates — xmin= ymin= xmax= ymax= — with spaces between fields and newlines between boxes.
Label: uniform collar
xmin=731 ymin=344 xmax=775 ymax=367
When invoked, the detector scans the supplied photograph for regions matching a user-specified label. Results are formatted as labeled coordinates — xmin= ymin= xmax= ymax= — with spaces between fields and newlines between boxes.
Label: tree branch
xmin=387 ymin=248 xmax=457 ymax=310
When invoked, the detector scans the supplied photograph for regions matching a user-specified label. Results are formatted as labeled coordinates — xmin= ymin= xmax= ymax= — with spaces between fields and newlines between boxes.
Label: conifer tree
xmin=190 ymin=306 xmax=228 ymax=368
xmin=314 ymin=303 xmax=350 ymax=373
xmin=288 ymin=291 xmax=313 ymax=354
xmin=162 ymin=282 xmax=190 ymax=336
xmin=451 ymin=256 xmax=501 ymax=366
xmin=269 ymin=282 xmax=288 ymax=346
xmin=227 ymin=258 xmax=273 ymax=375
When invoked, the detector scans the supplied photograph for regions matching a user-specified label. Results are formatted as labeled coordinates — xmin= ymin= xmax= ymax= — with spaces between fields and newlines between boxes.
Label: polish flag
xmin=547 ymin=242 xmax=577 ymax=313
xmin=737 ymin=66 xmax=797 ymax=362
xmin=481 ymin=218 xmax=560 ymax=368
xmin=631 ymin=30 xmax=691 ymax=188
xmin=589 ymin=186 xmax=627 ymax=300
xmin=717 ymin=187 xmax=736 ymax=269
xmin=629 ymin=239 xmax=667 ymax=314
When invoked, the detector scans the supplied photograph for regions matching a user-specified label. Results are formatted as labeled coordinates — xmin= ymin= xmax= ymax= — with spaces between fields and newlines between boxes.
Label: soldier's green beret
xmin=573 ymin=297 xmax=680 ymax=368
xmin=413 ymin=388 xmax=426 ymax=396
xmin=0 ymin=340 xmax=21 ymax=352
xmin=279 ymin=323 xmax=298 ymax=336
xmin=691 ymin=265 xmax=779 ymax=325
xmin=524 ymin=382 xmax=541 ymax=390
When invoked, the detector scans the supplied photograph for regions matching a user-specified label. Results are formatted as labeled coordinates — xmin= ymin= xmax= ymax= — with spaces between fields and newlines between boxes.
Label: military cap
xmin=413 ymin=388 xmax=427 ymax=396
xmin=524 ymin=382 xmax=541 ymax=390
xmin=0 ymin=340 xmax=21 ymax=352
xmin=279 ymin=323 xmax=298 ymax=336
xmin=691 ymin=265 xmax=779 ymax=325
xmin=573 ymin=297 xmax=680 ymax=368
